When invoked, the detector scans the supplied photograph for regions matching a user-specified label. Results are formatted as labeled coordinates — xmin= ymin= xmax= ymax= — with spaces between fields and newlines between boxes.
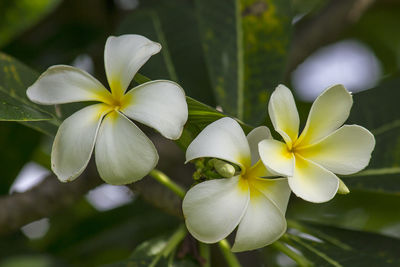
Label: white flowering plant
xmin=0 ymin=0 xmax=398 ymax=266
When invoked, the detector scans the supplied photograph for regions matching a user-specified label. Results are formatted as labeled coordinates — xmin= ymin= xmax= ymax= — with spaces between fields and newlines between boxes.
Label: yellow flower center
xmin=102 ymin=90 xmax=133 ymax=112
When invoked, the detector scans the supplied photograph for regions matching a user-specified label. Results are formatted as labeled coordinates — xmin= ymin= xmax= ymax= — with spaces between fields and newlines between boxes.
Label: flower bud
xmin=211 ymin=159 xmax=236 ymax=178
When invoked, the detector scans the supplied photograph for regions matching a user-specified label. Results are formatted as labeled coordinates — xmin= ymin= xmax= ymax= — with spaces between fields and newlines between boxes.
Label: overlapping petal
xmin=268 ymin=85 xmax=299 ymax=144
xmin=186 ymin=117 xmax=251 ymax=169
xmin=247 ymin=126 xmax=271 ymax=165
xmin=258 ymin=139 xmax=294 ymax=176
xmin=296 ymin=84 xmax=353 ymax=146
xmin=289 ymin=155 xmax=339 ymax=203
xmin=27 ymin=65 xmax=111 ymax=105
xmin=95 ymin=111 xmax=158 ymax=185
xmin=251 ymin=178 xmax=291 ymax=214
xmin=104 ymin=35 xmax=161 ymax=97
xmin=299 ymin=125 xmax=375 ymax=175
xmin=232 ymin=188 xmax=286 ymax=252
xmin=182 ymin=176 xmax=249 ymax=243
xmin=52 ymin=104 xmax=110 ymax=182
xmin=121 ymin=80 xmax=188 ymax=140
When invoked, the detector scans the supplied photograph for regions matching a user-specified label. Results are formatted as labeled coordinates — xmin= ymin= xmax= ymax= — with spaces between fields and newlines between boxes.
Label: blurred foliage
xmin=349 ymin=1 xmax=400 ymax=77
xmin=0 ymin=0 xmax=61 ymax=48
xmin=0 ymin=0 xmax=400 ymax=266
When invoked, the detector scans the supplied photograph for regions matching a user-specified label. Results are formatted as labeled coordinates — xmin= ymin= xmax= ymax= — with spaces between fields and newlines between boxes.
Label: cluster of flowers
xmin=27 ymin=34 xmax=375 ymax=252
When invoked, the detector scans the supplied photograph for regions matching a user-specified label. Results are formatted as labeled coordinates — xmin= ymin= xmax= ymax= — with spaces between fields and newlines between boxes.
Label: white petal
xmin=121 ymin=80 xmax=188 ymax=140
xmin=250 ymin=178 xmax=291 ymax=214
xmin=104 ymin=35 xmax=161 ymax=96
xmin=232 ymin=187 xmax=287 ymax=252
xmin=296 ymin=84 xmax=353 ymax=146
xmin=290 ymin=155 xmax=339 ymax=203
xmin=186 ymin=117 xmax=251 ymax=169
xmin=27 ymin=65 xmax=111 ymax=105
xmin=299 ymin=125 xmax=375 ymax=175
xmin=182 ymin=176 xmax=249 ymax=243
xmin=51 ymin=104 xmax=110 ymax=182
xmin=247 ymin=126 xmax=272 ymax=165
xmin=95 ymin=111 xmax=158 ymax=185
xmin=268 ymin=84 xmax=299 ymax=144
xmin=258 ymin=139 xmax=294 ymax=176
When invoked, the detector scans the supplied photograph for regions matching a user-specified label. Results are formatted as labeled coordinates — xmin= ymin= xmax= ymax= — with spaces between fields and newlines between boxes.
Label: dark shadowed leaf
xmin=287 ymin=190 xmax=400 ymax=239
xmin=343 ymin=77 xmax=400 ymax=193
xmin=274 ymin=221 xmax=400 ymax=266
xmin=118 ymin=0 xmax=215 ymax=106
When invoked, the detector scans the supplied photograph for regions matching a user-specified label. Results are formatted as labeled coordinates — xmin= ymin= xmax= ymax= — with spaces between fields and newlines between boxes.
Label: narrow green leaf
xmin=196 ymin=0 xmax=292 ymax=124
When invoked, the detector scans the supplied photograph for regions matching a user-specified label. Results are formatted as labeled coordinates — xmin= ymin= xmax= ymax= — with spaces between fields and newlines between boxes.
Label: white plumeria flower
xmin=183 ymin=117 xmax=291 ymax=252
xmin=259 ymin=84 xmax=375 ymax=203
xmin=27 ymin=34 xmax=188 ymax=185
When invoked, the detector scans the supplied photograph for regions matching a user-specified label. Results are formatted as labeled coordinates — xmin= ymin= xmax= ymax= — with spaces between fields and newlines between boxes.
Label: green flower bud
xmin=212 ymin=159 xmax=236 ymax=178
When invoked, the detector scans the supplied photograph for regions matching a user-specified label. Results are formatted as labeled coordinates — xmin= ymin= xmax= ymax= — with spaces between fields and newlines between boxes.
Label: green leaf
xmin=343 ymin=77 xmax=400 ymax=193
xmin=196 ymin=0 xmax=292 ymax=124
xmin=0 ymin=52 xmax=58 ymax=135
xmin=0 ymin=87 xmax=51 ymax=121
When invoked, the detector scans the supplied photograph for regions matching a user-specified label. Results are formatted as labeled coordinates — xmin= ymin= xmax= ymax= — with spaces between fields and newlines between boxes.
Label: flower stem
xmin=199 ymin=242 xmax=211 ymax=267
xmin=271 ymin=240 xmax=312 ymax=267
xmin=149 ymin=169 xmax=186 ymax=199
xmin=218 ymin=239 xmax=243 ymax=267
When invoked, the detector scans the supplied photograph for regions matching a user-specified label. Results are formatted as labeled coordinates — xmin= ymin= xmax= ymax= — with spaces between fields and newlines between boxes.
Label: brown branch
xmin=0 ymin=164 xmax=102 ymax=235
xmin=0 ymin=136 xmax=189 ymax=235
xmin=287 ymin=0 xmax=376 ymax=74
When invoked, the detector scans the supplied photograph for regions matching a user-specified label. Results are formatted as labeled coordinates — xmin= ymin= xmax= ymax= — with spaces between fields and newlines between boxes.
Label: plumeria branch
xmin=0 ymin=165 xmax=185 ymax=235
xmin=0 ymin=164 xmax=102 ymax=235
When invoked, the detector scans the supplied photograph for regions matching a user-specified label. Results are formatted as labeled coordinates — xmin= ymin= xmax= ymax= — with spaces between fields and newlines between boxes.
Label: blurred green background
xmin=0 ymin=0 xmax=400 ymax=266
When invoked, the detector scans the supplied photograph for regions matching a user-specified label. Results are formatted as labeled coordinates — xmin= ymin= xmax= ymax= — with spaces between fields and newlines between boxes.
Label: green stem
xmin=218 ymin=239 xmax=242 ymax=267
xmin=199 ymin=242 xmax=211 ymax=267
xmin=150 ymin=169 xmax=186 ymax=199
xmin=162 ymin=224 xmax=187 ymax=257
xmin=271 ymin=241 xmax=312 ymax=267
